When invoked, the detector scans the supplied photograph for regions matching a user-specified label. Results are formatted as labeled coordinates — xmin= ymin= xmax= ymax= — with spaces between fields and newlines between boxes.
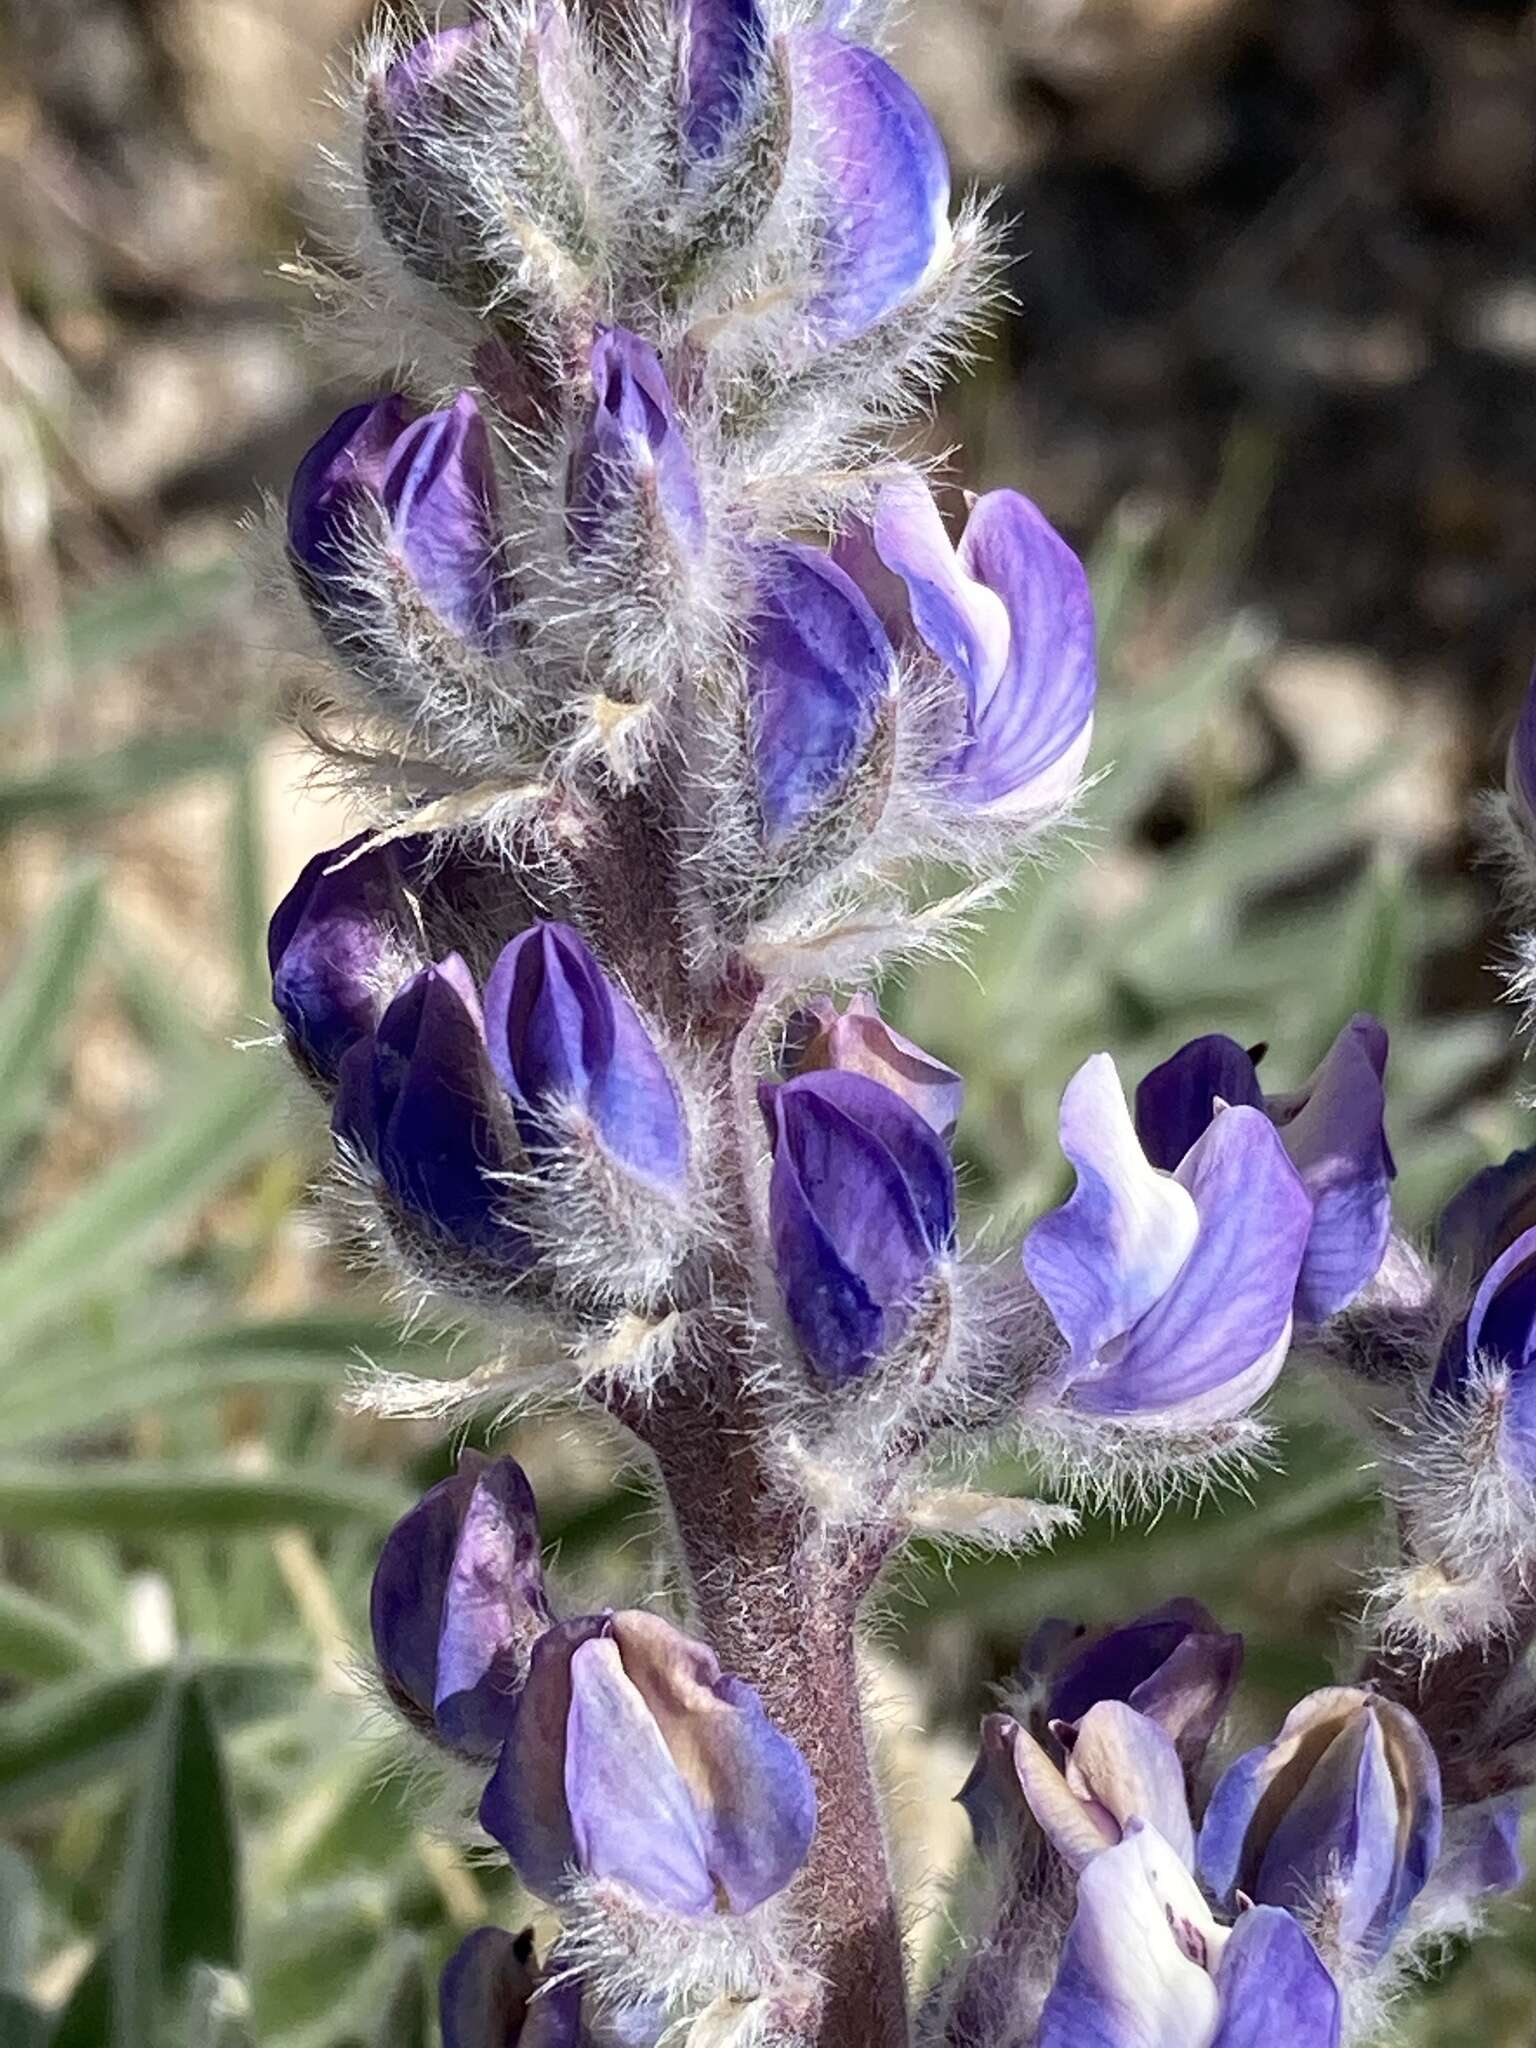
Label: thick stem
xmin=642 ymin=1380 xmax=910 ymax=2048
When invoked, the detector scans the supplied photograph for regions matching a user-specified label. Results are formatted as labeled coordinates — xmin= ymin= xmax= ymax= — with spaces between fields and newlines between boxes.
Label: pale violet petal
xmin=1037 ymin=1823 xmax=1225 ymax=2048
xmin=1023 ymin=1054 xmax=1200 ymax=1368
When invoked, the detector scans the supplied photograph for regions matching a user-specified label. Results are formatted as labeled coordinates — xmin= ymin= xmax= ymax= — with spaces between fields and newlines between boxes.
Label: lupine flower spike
xmin=264 ymin=2 xmax=1536 ymax=2041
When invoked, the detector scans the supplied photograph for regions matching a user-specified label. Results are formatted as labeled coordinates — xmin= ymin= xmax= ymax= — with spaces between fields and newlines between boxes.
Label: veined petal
xmin=1276 ymin=1015 xmax=1393 ymax=1324
xmin=746 ymin=543 xmax=895 ymax=844
xmin=1253 ymin=1706 xmax=1401 ymax=1954
xmin=609 ymin=1611 xmax=816 ymax=1912
xmin=434 ymin=1458 xmax=551 ymax=1751
xmin=951 ymin=489 xmax=1097 ymax=812
xmin=1134 ymin=1037 xmax=1264 ymax=1174
xmin=1064 ymin=1701 xmax=1195 ymax=1869
xmin=1073 ymin=1106 xmax=1310 ymax=1423
xmin=1210 ymin=1908 xmax=1341 ymax=2048
xmin=480 ymin=1615 xmax=610 ymax=1900
xmin=565 ymin=1635 xmax=717 ymax=1914
xmin=791 ymin=31 xmax=950 ymax=345
xmin=1036 ymin=1823 xmax=1225 ymax=2048
xmin=870 ymin=475 xmax=1010 ymax=702
xmin=1007 ymin=1718 xmax=1120 ymax=1871
xmin=1023 ymin=1055 xmax=1200 ymax=1369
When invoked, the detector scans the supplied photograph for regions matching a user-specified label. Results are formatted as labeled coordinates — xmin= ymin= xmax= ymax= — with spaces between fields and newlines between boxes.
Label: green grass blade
xmin=0 ymin=1463 xmax=410 ymax=1536
xmin=0 ymin=1659 xmax=307 ymax=1819
xmin=0 ymin=1057 xmax=285 ymax=1361
xmin=112 ymin=1674 xmax=241 ymax=2048
xmin=0 ymin=868 xmax=102 ymax=1174
xmin=0 ymin=1579 xmax=102 ymax=1680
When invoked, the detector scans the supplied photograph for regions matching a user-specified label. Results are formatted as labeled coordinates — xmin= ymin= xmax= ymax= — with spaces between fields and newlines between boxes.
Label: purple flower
xmin=835 ymin=475 xmax=1096 ymax=813
xmin=996 ymin=1699 xmax=1196 ymax=1872
xmin=746 ymin=543 xmax=897 ymax=846
xmin=333 ymin=955 xmax=533 ymax=1267
xmin=759 ymin=1070 xmax=956 ymax=1381
xmin=1033 ymin=1599 xmax=1243 ymax=1766
xmin=1432 ymin=1149 xmax=1536 ymax=1480
xmin=480 ymin=1609 xmax=816 ymax=1917
xmin=438 ymin=1927 xmax=544 ymax=2048
xmin=1431 ymin=1220 xmax=1536 ymax=1484
xmin=288 ymin=391 xmax=510 ymax=651
xmin=376 ymin=21 xmax=486 ymax=115
xmin=1135 ymin=1017 xmax=1394 ymax=1325
xmin=788 ymin=31 xmax=950 ymax=344
xmin=680 ymin=0 xmax=767 ymax=158
xmin=567 ymin=329 xmax=705 ymax=558
xmin=1199 ymin=1687 xmax=1442 ymax=1963
xmin=483 ymin=923 xmax=689 ymax=1193
xmin=1023 ymin=1054 xmax=1313 ymax=1424
xmin=371 ymin=1452 xmax=551 ymax=1757
xmin=783 ymin=993 xmax=963 ymax=1142
xmin=1036 ymin=1824 xmax=1341 ymax=2048
xmin=267 ymin=833 xmax=426 ymax=1086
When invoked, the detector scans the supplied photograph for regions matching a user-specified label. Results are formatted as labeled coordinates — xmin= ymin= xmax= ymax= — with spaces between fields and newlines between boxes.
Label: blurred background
xmin=0 ymin=0 xmax=1534 ymax=2041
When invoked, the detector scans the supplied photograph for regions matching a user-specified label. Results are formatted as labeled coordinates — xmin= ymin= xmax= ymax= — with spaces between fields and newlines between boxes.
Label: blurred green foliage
xmin=0 ymin=514 xmax=1530 ymax=2044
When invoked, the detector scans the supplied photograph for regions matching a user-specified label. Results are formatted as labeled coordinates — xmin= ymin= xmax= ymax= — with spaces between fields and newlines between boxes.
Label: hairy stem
xmin=640 ymin=1368 xmax=908 ymax=2048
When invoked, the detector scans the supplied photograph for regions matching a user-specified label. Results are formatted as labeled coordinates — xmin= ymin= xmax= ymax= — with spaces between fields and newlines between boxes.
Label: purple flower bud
xmin=680 ymin=0 xmax=767 ymax=157
xmin=288 ymin=392 xmax=510 ymax=652
xmin=1431 ymin=1220 xmax=1536 ymax=1483
xmin=1036 ymin=1825 xmax=1341 ymax=2048
xmin=783 ymin=993 xmax=963 ymax=1141
xmin=1024 ymin=1054 xmax=1312 ymax=1424
xmin=1004 ymin=1699 xmax=1195 ymax=1872
xmin=377 ymin=22 xmax=487 ymax=115
xmin=480 ymin=1609 xmax=816 ymax=1917
xmin=788 ymin=32 xmax=950 ymax=345
xmin=1136 ymin=1018 xmax=1395 ymax=1325
xmin=483 ymin=923 xmax=689 ymax=1193
xmin=334 ymin=955 xmax=534 ymax=1268
xmin=759 ymin=1070 xmax=957 ymax=1381
xmin=438 ymin=1927 xmax=541 ymax=2048
xmin=370 ymin=1452 xmax=552 ymax=1757
xmin=567 ymin=329 xmax=705 ymax=558
xmin=267 ymin=833 xmax=426 ymax=1086
xmin=1506 ymin=663 xmax=1536 ymax=842
xmin=747 ymin=544 xmax=897 ymax=847
xmin=1038 ymin=1599 xmax=1243 ymax=1767
xmin=1199 ymin=1687 xmax=1442 ymax=1962
xmin=836 ymin=476 xmax=1096 ymax=813
xmin=1437 ymin=1144 xmax=1536 ymax=1278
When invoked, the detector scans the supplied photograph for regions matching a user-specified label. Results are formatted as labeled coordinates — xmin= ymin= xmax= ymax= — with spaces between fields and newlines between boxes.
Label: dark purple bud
xmin=784 ymin=993 xmax=964 ymax=1142
xmin=747 ymin=544 xmax=896 ymax=847
xmin=789 ymin=31 xmax=950 ymax=345
xmin=483 ymin=923 xmax=689 ymax=1193
xmin=438 ymin=1927 xmax=538 ymax=2048
xmin=759 ymin=1070 xmax=956 ymax=1380
xmin=1199 ymin=1688 xmax=1441 ymax=1963
xmin=267 ymin=833 xmax=426 ymax=1086
xmin=334 ymin=956 xmax=534 ymax=1268
xmin=1042 ymin=1599 xmax=1243 ymax=1768
xmin=481 ymin=1610 xmax=816 ymax=1917
xmin=288 ymin=392 xmax=511 ymax=651
xmin=1431 ymin=1222 xmax=1536 ymax=1483
xmin=1134 ymin=1018 xmax=1394 ymax=1326
xmin=681 ymin=0 xmax=768 ymax=157
xmin=378 ymin=22 xmax=487 ymax=115
xmin=567 ymin=330 xmax=705 ymax=558
xmin=1135 ymin=1038 xmax=1266 ymax=1172
xmin=1437 ymin=1145 xmax=1536 ymax=1278
xmin=370 ymin=1452 xmax=551 ymax=1757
